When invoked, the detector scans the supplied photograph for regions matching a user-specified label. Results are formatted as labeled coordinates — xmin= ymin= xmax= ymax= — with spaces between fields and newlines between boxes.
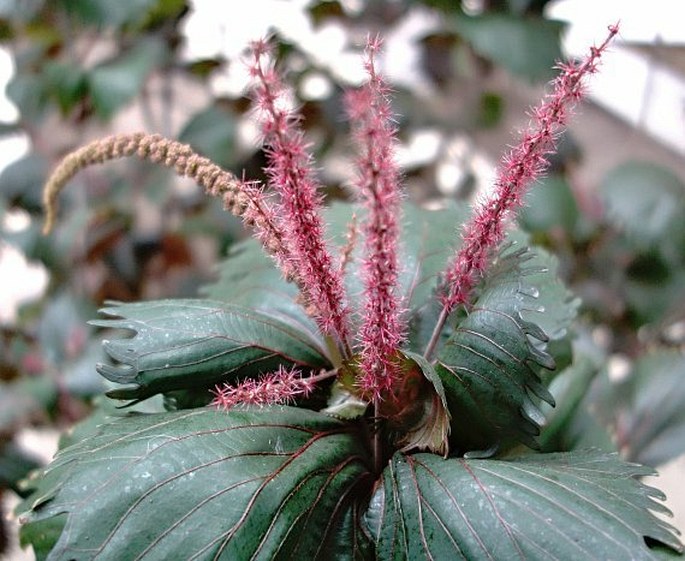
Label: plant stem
xmin=373 ymin=398 xmax=383 ymax=474
xmin=424 ymin=306 xmax=450 ymax=361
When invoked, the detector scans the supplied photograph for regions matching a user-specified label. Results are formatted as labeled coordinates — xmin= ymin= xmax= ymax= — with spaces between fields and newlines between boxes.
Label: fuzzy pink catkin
xmin=439 ymin=24 xmax=619 ymax=316
xmin=249 ymin=40 xmax=350 ymax=349
xmin=345 ymin=37 xmax=405 ymax=398
xmin=211 ymin=366 xmax=314 ymax=409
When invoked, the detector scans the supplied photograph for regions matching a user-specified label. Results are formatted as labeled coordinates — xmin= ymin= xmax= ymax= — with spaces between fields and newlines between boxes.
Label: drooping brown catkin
xmin=42 ymin=133 xmax=287 ymax=262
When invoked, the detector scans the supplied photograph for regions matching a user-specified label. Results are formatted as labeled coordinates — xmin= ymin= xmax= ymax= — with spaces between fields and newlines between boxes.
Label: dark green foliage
xmin=179 ymin=105 xmax=238 ymax=169
xmin=91 ymin=299 xmax=331 ymax=401
xmin=582 ymin=350 xmax=685 ymax=468
xmin=20 ymin=407 xmax=372 ymax=560
xmin=17 ymin=202 xmax=684 ymax=559
xmin=88 ymin=38 xmax=167 ymax=119
xmin=365 ymin=451 xmax=680 ymax=560
xmin=436 ymin=246 xmax=559 ymax=452
xmin=451 ymin=12 xmax=565 ymax=81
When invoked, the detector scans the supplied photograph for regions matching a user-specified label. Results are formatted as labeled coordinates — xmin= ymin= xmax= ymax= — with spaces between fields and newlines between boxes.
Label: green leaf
xmin=326 ymin=201 xmax=468 ymax=309
xmin=19 ymin=407 xmax=373 ymax=560
xmin=5 ymin=71 xmax=51 ymax=122
xmin=0 ymin=0 xmax=44 ymax=21
xmin=178 ymin=105 xmax=237 ymax=169
xmin=325 ymin=200 xmax=470 ymax=351
xmin=364 ymin=451 xmax=683 ymax=560
xmin=507 ymin=230 xmax=578 ymax=341
xmin=57 ymin=0 xmax=158 ymax=27
xmin=600 ymin=162 xmax=685 ymax=254
xmin=43 ymin=60 xmax=88 ymax=115
xmin=559 ymin=368 xmax=617 ymax=454
xmin=506 ymin=0 xmax=536 ymax=15
xmin=88 ymin=38 xmax=165 ymax=119
xmin=91 ymin=299 xmax=331 ymax=402
xmin=0 ymin=152 xmax=49 ymax=213
xmin=38 ymin=292 xmax=95 ymax=367
xmin=435 ymin=244 xmax=572 ymax=453
xmin=0 ymin=377 xmax=58 ymax=433
xmin=622 ymin=253 xmax=685 ymax=327
xmin=452 ymin=14 xmax=565 ymax=81
xmin=0 ymin=120 xmax=21 ymax=136
xmin=538 ymin=355 xmax=601 ymax=452
xmin=203 ymin=239 xmax=314 ymax=331
xmin=396 ymin=202 xmax=470 ymax=314
xmin=206 ymin=201 xmax=470 ymax=354
xmin=518 ymin=174 xmax=579 ymax=235
xmin=0 ymin=441 xmax=41 ymax=495
xmin=589 ymin=350 xmax=685 ymax=468
xmin=19 ymin=514 xmax=67 ymax=561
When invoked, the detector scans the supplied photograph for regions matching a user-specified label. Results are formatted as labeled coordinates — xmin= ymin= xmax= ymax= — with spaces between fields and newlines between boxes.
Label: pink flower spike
xmin=211 ymin=366 xmax=315 ymax=409
xmin=248 ymin=40 xmax=351 ymax=352
xmin=425 ymin=24 xmax=619 ymax=358
xmin=345 ymin=36 xmax=405 ymax=398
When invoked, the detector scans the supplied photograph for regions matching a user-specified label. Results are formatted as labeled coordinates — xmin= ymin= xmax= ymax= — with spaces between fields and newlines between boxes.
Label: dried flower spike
xmin=425 ymin=23 xmax=619 ymax=359
xmin=345 ymin=36 xmax=405 ymax=398
xmin=41 ymin=133 xmax=288 ymax=266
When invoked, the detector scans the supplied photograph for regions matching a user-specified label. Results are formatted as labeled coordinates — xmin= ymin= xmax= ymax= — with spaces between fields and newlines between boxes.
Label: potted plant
xmin=17 ymin=25 xmax=684 ymax=560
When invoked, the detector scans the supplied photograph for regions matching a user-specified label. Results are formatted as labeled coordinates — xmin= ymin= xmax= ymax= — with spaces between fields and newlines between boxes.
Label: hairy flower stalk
xmin=211 ymin=365 xmax=321 ymax=409
xmin=41 ymin=133 xmax=290 ymax=268
xmin=345 ymin=37 xmax=405 ymax=399
xmin=249 ymin=40 xmax=351 ymax=355
xmin=424 ymin=24 xmax=619 ymax=359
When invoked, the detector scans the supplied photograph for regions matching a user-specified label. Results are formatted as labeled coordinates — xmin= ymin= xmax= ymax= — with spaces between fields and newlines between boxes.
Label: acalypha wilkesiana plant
xmin=17 ymin=23 xmax=685 ymax=560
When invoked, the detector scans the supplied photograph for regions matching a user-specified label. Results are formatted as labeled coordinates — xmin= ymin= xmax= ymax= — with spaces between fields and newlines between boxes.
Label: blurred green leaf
xmin=37 ymin=293 xmax=95 ymax=367
xmin=0 ymin=377 xmax=58 ymax=433
xmin=0 ymin=0 xmax=44 ymax=22
xmin=507 ymin=0 xmax=535 ymax=14
xmin=600 ymin=162 xmax=685 ymax=253
xmin=44 ymin=61 xmax=87 ymax=115
xmin=57 ymin=0 xmax=158 ymax=27
xmin=0 ymin=121 xmax=20 ymax=136
xmin=452 ymin=13 xmax=564 ymax=81
xmin=178 ymin=105 xmax=237 ymax=169
xmin=18 ymin=514 xmax=67 ymax=561
xmin=623 ymin=257 xmax=685 ymax=326
xmin=519 ymin=173 xmax=579 ymax=234
xmin=62 ymin=340 xmax=107 ymax=397
xmin=477 ymin=91 xmax=504 ymax=127
xmin=539 ymin=355 xmax=600 ymax=451
xmin=562 ymin=367 xmax=618 ymax=453
xmin=591 ymin=350 xmax=685 ymax=468
xmin=0 ymin=152 xmax=48 ymax=212
xmin=88 ymin=38 xmax=165 ymax=119
xmin=5 ymin=72 xmax=50 ymax=122
xmin=0 ymin=441 xmax=41 ymax=495
xmin=142 ymin=0 xmax=187 ymax=27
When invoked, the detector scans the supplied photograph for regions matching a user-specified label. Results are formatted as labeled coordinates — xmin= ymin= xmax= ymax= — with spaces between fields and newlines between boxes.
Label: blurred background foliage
xmin=0 ymin=0 xmax=684 ymax=555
